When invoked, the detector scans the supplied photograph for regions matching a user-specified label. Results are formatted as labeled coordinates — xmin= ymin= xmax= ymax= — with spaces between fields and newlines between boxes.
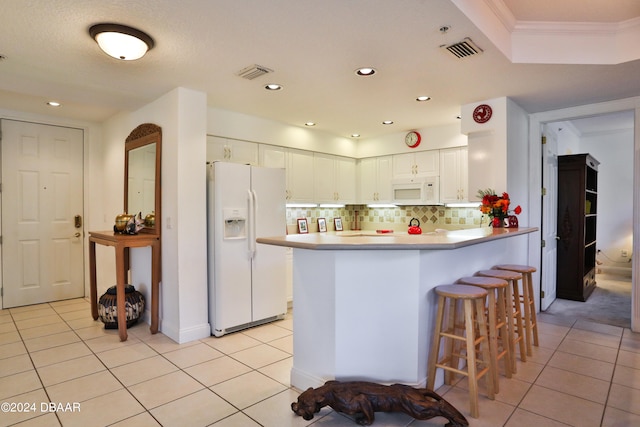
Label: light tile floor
xmin=1 ymin=299 xmax=640 ymax=426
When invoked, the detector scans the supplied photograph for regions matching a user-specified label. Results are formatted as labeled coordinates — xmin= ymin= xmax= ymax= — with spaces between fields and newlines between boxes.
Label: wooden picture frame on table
xmin=334 ymin=217 xmax=343 ymax=231
xmin=318 ymin=218 xmax=327 ymax=232
xmin=297 ymin=218 xmax=309 ymax=234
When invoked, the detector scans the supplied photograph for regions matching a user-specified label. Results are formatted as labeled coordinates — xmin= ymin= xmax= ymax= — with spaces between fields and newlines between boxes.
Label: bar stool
xmin=494 ymin=264 xmax=539 ymax=356
xmin=427 ymin=284 xmax=494 ymax=418
xmin=457 ymin=276 xmax=512 ymax=393
xmin=476 ymin=269 xmax=526 ymax=372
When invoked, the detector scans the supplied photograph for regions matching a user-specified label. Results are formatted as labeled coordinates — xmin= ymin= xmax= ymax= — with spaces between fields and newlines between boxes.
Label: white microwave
xmin=391 ymin=176 xmax=440 ymax=205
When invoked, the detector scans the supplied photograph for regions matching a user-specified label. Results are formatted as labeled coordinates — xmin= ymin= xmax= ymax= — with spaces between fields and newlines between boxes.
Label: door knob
xmin=74 ymin=232 xmax=81 ymax=238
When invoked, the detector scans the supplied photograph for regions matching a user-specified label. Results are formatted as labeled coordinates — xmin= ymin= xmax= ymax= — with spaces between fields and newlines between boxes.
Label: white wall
xmin=581 ymin=129 xmax=634 ymax=270
xmin=555 ymin=123 xmax=634 ymax=271
xmin=461 ymin=97 xmax=530 ymax=220
xmin=208 ymin=108 xmax=358 ymax=157
xmin=207 ymin=107 xmax=467 ymax=159
xmin=554 ymin=123 xmax=581 ymax=154
xmin=102 ymin=88 xmax=209 ymax=343
xmin=357 ymin=122 xmax=467 ymax=158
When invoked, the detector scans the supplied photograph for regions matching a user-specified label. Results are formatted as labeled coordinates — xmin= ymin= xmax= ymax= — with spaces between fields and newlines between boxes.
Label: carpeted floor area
xmin=544 ymin=274 xmax=632 ymax=328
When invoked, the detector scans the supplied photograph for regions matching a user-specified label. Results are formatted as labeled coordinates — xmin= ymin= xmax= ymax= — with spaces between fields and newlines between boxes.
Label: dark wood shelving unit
xmin=556 ymin=153 xmax=599 ymax=301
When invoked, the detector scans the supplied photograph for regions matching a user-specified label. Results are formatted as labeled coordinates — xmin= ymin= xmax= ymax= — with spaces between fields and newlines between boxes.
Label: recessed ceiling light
xmin=351 ymin=133 xmax=360 ymax=138
xmin=382 ymin=120 xmax=394 ymax=125
xmin=305 ymin=122 xmax=316 ymax=126
xmin=265 ymin=84 xmax=283 ymax=90
xmin=355 ymin=67 xmax=376 ymax=76
xmin=89 ymin=23 xmax=154 ymax=60
xmin=416 ymin=96 xmax=431 ymax=102
xmin=47 ymin=101 xmax=61 ymax=107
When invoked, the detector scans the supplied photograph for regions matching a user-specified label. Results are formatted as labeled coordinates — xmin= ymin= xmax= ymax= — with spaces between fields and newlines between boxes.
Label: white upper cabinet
xmin=260 ymin=145 xmax=314 ymax=203
xmin=259 ymin=144 xmax=287 ymax=169
xmin=392 ymin=151 xmax=439 ymax=180
xmin=207 ymin=136 xmax=258 ymax=165
xmin=336 ymin=156 xmax=357 ymax=203
xmin=439 ymin=147 xmax=468 ymax=203
xmin=287 ymin=149 xmax=315 ymax=203
xmin=358 ymin=156 xmax=393 ymax=204
xmin=314 ymin=154 xmax=356 ymax=204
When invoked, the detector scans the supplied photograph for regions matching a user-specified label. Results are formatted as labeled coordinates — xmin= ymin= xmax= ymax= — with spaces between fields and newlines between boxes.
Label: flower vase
xmin=492 ymin=217 xmax=503 ymax=228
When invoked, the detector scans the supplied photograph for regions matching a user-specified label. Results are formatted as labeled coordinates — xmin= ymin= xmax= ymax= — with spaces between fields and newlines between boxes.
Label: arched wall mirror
xmin=124 ymin=123 xmax=162 ymax=235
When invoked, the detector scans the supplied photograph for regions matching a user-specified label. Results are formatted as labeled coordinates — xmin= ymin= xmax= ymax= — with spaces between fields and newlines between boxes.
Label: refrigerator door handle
xmin=248 ymin=189 xmax=257 ymax=258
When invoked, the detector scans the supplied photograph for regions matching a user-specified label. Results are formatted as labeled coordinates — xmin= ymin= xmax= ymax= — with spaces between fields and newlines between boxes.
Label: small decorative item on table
xmin=114 ymin=213 xmax=133 ymax=232
xmin=297 ymin=218 xmax=309 ymax=234
xmin=114 ymin=212 xmax=145 ymax=234
xmin=144 ymin=212 xmax=155 ymax=227
xmin=317 ymin=218 xmax=327 ymax=232
xmin=477 ymin=188 xmax=522 ymax=228
xmin=124 ymin=213 xmax=145 ymax=234
xmin=334 ymin=217 xmax=343 ymax=231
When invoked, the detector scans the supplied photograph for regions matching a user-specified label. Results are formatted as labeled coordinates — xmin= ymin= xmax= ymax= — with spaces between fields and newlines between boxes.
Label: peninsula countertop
xmin=257 ymin=226 xmax=538 ymax=250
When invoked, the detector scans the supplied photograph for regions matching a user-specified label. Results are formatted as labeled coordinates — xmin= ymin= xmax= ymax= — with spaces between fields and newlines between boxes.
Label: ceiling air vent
xmin=236 ymin=64 xmax=273 ymax=80
xmin=443 ymin=37 xmax=483 ymax=59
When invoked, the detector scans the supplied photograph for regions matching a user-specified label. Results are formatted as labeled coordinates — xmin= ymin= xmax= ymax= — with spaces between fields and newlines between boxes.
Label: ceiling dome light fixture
xmin=382 ymin=120 xmax=394 ymax=125
xmin=305 ymin=122 xmax=316 ymax=126
xmin=89 ymin=23 xmax=155 ymax=60
xmin=46 ymin=101 xmax=61 ymax=107
xmin=355 ymin=67 xmax=376 ymax=76
xmin=265 ymin=83 xmax=283 ymax=90
xmin=351 ymin=133 xmax=360 ymax=138
xmin=416 ymin=96 xmax=431 ymax=102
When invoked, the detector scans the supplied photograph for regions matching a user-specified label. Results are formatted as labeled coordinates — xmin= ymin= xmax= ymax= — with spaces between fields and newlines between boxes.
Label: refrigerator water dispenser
xmin=223 ymin=208 xmax=247 ymax=239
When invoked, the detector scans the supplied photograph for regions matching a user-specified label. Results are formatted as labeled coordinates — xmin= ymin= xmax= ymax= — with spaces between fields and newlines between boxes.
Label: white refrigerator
xmin=207 ymin=162 xmax=287 ymax=337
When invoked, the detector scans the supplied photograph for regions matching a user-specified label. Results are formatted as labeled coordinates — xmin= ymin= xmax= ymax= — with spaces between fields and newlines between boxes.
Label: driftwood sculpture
xmin=291 ymin=381 xmax=468 ymax=426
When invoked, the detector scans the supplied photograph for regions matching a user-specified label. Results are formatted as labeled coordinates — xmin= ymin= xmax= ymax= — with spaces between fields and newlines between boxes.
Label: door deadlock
xmin=74 ymin=215 xmax=82 ymax=228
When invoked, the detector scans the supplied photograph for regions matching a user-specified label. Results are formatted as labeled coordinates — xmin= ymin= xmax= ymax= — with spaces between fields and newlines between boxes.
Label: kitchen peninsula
xmin=257 ymin=226 xmax=537 ymax=391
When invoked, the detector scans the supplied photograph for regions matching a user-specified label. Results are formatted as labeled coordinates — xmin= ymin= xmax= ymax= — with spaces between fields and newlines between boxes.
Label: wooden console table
xmin=89 ymin=231 xmax=161 ymax=341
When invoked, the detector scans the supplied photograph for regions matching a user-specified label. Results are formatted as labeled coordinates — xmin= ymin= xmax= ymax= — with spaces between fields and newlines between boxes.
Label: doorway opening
xmin=539 ymin=110 xmax=634 ymax=328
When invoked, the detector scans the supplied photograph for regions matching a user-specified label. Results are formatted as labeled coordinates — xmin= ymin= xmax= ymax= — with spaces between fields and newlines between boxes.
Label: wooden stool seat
xmin=494 ymin=264 xmax=535 ymax=273
xmin=495 ymin=264 xmax=539 ymax=354
xmin=427 ymin=284 xmax=494 ymax=418
xmin=433 ymin=283 xmax=488 ymax=299
xmin=477 ymin=269 xmax=522 ymax=281
xmin=476 ymin=269 xmax=526 ymax=372
xmin=457 ymin=276 xmax=513 ymax=392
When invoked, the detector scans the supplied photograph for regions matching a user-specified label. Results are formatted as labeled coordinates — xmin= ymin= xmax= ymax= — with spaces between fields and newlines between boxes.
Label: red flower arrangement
xmin=477 ymin=188 xmax=522 ymax=227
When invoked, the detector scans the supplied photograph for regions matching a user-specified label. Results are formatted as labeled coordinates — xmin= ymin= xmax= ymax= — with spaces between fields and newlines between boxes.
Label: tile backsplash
xmin=286 ymin=205 xmax=487 ymax=234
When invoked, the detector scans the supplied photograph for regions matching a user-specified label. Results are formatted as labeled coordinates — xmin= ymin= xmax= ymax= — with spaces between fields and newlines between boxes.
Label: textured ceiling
xmin=0 ymin=0 xmax=638 ymax=139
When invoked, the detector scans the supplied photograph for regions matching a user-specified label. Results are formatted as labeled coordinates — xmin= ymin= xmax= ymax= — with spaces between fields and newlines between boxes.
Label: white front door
xmin=540 ymin=124 xmax=558 ymax=310
xmin=1 ymin=120 xmax=84 ymax=308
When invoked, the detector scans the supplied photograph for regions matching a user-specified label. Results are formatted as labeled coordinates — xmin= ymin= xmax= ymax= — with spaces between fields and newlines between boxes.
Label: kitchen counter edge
xmin=257 ymin=227 xmax=538 ymax=250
